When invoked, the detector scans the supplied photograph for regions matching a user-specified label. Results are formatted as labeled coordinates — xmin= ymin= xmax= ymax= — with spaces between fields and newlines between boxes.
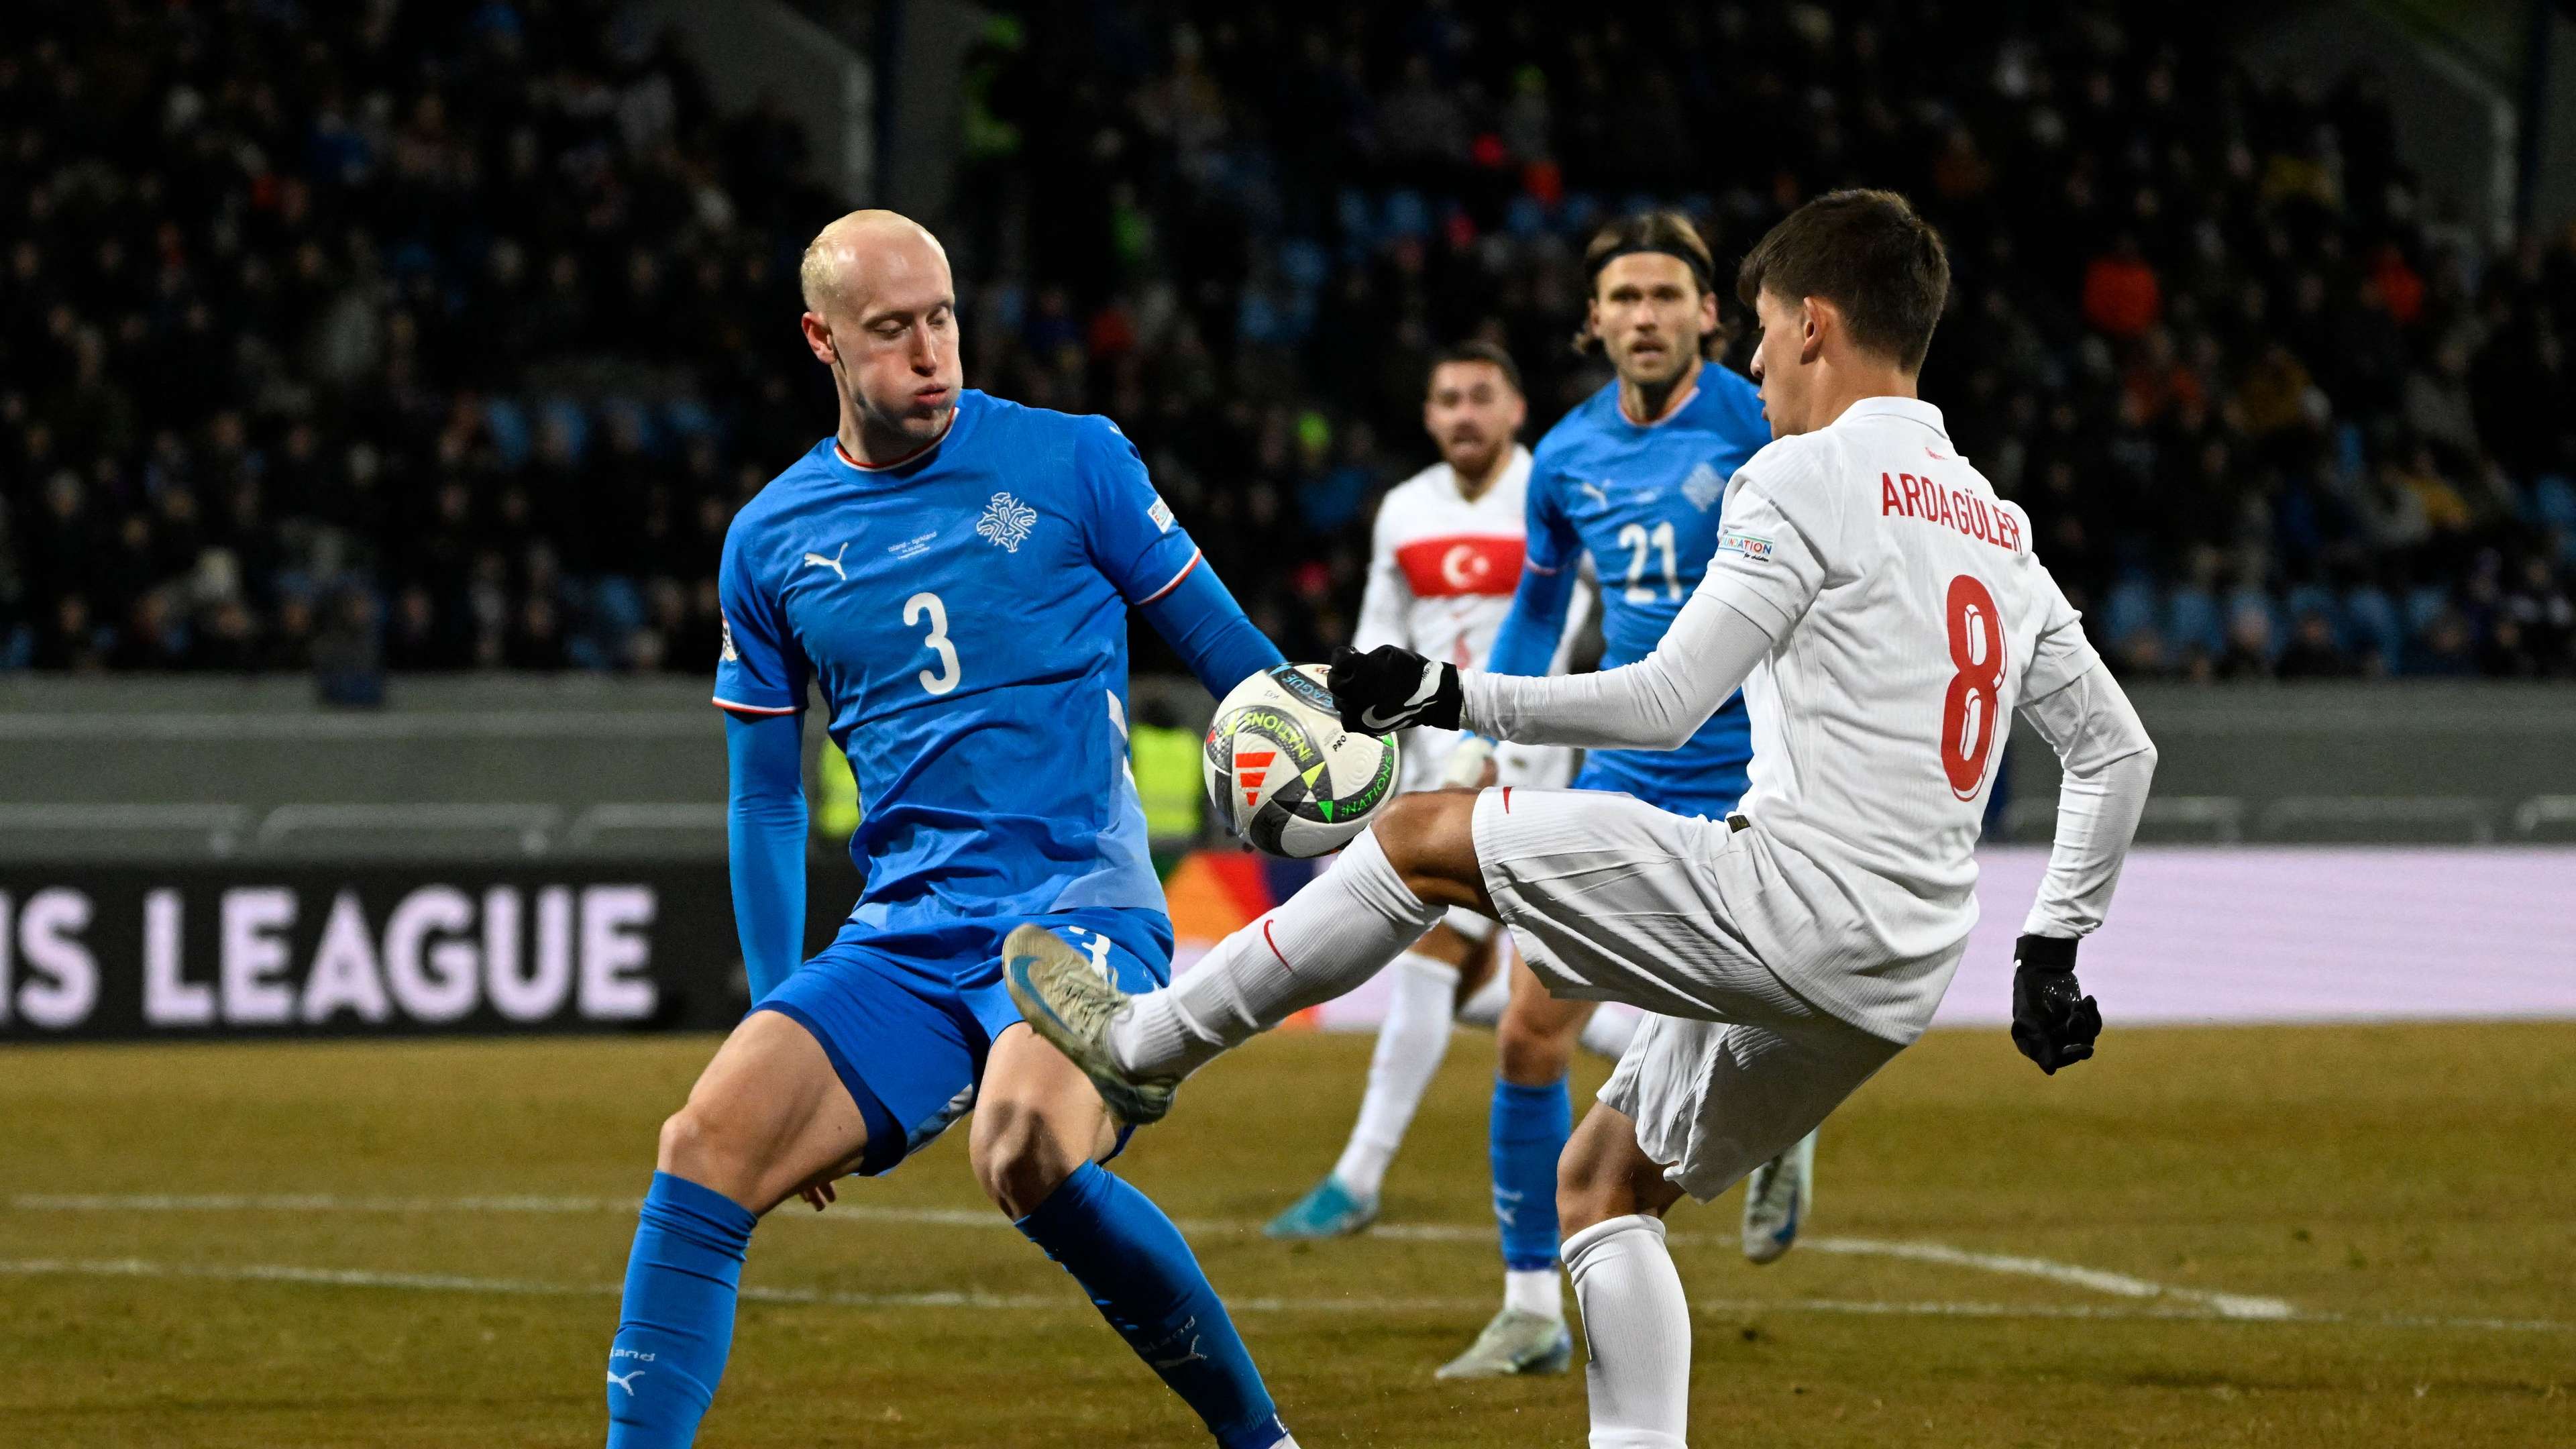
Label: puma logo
xmin=606 ymin=1368 xmax=647 ymax=1395
xmin=802 ymin=542 xmax=849 ymax=580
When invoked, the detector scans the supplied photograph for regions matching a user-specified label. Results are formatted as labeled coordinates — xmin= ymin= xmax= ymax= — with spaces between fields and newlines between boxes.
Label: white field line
xmin=0 ymin=1256 xmax=2561 ymax=1334
xmin=5 ymin=1191 xmax=2297 ymax=1320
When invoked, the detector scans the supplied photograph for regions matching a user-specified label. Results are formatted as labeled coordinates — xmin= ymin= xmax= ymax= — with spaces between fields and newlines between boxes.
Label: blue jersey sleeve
xmin=1076 ymin=417 xmax=1205 ymax=606
xmin=1138 ymin=558 xmax=1286 ymax=700
xmin=724 ymin=710 xmax=808 ymax=1002
xmin=714 ymin=519 xmax=808 ymax=716
xmin=1077 ymin=415 xmax=1285 ymax=696
xmin=1484 ymin=455 xmax=1581 ymax=678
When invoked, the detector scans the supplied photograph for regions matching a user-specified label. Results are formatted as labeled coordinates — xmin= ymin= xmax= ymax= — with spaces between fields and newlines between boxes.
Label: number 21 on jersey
xmin=1940 ymin=574 xmax=2004 ymax=800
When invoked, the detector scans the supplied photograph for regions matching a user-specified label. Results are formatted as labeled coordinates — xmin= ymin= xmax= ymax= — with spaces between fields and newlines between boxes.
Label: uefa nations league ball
xmin=1203 ymin=663 xmax=1401 ymax=858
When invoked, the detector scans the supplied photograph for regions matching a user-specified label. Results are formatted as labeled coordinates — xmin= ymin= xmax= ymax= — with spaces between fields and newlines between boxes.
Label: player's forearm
xmin=1462 ymin=591 xmax=1772 ymax=749
xmin=2017 ymin=665 xmax=2157 ymax=938
xmin=1483 ymin=564 xmax=1576 ymax=678
xmin=1140 ymin=559 xmax=1287 ymax=699
xmin=725 ymin=710 xmax=809 ymax=1002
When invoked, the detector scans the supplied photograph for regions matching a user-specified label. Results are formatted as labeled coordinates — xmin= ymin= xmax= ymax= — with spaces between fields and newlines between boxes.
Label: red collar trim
xmin=834 ymin=413 xmax=956 ymax=472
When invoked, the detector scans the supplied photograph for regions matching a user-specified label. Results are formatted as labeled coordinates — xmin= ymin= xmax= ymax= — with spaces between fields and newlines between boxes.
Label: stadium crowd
xmin=3 ymin=0 xmax=2573 ymax=681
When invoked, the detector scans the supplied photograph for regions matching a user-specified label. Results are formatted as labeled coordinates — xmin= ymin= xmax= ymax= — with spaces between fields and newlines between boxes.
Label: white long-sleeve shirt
xmin=1356 ymin=447 xmax=1586 ymax=790
xmin=1462 ymin=396 xmax=2153 ymax=1040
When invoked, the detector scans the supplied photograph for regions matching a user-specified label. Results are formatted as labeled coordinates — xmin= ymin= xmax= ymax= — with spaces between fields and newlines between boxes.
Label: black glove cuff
xmin=2014 ymin=934 xmax=2079 ymax=971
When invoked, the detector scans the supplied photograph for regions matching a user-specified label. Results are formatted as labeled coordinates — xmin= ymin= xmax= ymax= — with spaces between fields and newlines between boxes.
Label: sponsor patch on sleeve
xmin=1717 ymin=531 xmax=1774 ymax=563
xmin=1147 ymin=496 xmax=1176 ymax=533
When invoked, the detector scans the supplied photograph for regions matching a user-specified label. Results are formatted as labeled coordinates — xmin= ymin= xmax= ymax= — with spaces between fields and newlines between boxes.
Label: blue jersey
xmin=1513 ymin=362 xmax=1770 ymax=816
xmin=715 ymin=390 xmax=1202 ymax=936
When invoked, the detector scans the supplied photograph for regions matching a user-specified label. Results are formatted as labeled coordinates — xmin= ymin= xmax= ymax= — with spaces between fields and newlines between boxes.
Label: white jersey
xmin=1354 ymin=446 xmax=1580 ymax=790
xmin=1465 ymin=396 xmax=2131 ymax=1040
xmin=1354 ymin=446 xmax=1538 ymax=668
xmin=1686 ymin=396 xmax=2100 ymax=1033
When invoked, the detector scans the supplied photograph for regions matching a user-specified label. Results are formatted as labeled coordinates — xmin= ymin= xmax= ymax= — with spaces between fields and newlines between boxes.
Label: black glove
xmin=1328 ymin=645 xmax=1462 ymax=735
xmin=2009 ymin=934 xmax=2101 ymax=1075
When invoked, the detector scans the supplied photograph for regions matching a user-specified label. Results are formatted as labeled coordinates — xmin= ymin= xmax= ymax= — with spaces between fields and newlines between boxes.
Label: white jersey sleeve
xmin=1693 ymin=442 xmax=1848 ymax=640
xmin=1461 ymin=586 xmax=1773 ymax=749
xmin=2015 ymin=663 xmax=2155 ymax=938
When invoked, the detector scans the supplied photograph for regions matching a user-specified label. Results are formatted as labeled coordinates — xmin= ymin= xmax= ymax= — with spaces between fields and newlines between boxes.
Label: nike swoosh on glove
xmin=2009 ymin=934 xmax=2102 ymax=1075
xmin=1328 ymin=645 xmax=1462 ymax=735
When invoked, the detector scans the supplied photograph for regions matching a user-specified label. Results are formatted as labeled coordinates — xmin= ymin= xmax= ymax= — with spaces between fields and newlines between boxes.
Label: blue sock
xmin=605 ymin=1172 xmax=758 ymax=1448
xmin=1491 ymin=1076 xmax=1572 ymax=1273
xmin=1017 ymin=1161 xmax=1285 ymax=1449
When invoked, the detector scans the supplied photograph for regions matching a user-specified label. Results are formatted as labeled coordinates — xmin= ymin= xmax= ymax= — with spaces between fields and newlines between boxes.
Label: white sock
xmin=1455 ymin=959 xmax=1509 ymax=1030
xmin=1564 ymin=1215 xmax=1690 ymax=1449
xmin=1504 ymin=1267 xmax=1564 ymax=1320
xmin=1330 ymin=953 xmax=1459 ymax=1199
xmin=1112 ymin=826 xmax=1440 ymax=1078
xmin=1578 ymin=1003 xmax=1641 ymax=1061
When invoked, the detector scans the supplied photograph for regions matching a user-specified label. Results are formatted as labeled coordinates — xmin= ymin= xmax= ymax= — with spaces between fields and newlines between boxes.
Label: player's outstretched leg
xmin=975 ymin=1025 xmax=1295 ymax=1449
xmin=1007 ymin=795 xmax=1481 ymax=1114
xmin=1740 ymin=1126 xmax=1819 ymax=1265
xmin=605 ymin=1011 xmax=871 ymax=1447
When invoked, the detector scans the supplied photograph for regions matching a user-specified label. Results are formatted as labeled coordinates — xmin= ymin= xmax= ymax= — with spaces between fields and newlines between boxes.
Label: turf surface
xmin=2 ymin=1022 xmax=2569 ymax=1446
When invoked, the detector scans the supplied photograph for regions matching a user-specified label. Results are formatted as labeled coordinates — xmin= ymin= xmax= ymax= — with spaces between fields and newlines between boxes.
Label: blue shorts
xmin=1570 ymin=754 xmax=1741 ymax=822
xmin=757 ymin=907 xmax=1174 ymax=1177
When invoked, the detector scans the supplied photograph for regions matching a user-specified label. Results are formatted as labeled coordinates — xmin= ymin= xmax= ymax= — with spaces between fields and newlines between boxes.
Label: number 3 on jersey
xmin=904 ymin=591 xmax=961 ymax=696
xmin=1940 ymin=574 xmax=2003 ymax=800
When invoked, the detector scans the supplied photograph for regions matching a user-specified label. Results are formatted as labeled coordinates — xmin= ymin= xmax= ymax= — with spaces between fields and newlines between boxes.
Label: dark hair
xmin=1577 ymin=211 xmax=1721 ymax=358
xmin=1735 ymin=188 xmax=1950 ymax=372
xmin=1427 ymin=339 xmax=1523 ymax=396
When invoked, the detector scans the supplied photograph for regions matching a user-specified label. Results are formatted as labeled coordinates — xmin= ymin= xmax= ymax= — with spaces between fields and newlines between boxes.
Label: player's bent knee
xmin=1558 ymin=1106 xmax=1676 ymax=1236
xmin=969 ymin=1099 xmax=1087 ymax=1218
xmin=656 ymin=1105 xmax=757 ymax=1203
xmin=1496 ymin=1018 xmax=1577 ymax=1085
xmin=1370 ymin=791 xmax=1486 ymax=909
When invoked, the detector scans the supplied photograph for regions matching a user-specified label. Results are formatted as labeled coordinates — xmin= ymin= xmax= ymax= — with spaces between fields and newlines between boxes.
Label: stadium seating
xmin=2 ymin=1 xmax=2571 ymax=678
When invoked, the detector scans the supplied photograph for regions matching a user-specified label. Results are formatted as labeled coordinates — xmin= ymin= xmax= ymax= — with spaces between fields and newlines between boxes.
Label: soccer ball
xmin=1203 ymin=663 xmax=1401 ymax=858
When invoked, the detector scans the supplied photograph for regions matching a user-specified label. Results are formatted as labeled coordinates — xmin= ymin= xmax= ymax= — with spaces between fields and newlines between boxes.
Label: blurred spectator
xmin=2216 ymin=602 xmax=2277 ymax=681
xmin=2082 ymin=236 xmax=2162 ymax=341
xmin=2276 ymin=610 xmax=2356 ymax=680
xmin=2 ymin=1 xmax=2573 ymax=684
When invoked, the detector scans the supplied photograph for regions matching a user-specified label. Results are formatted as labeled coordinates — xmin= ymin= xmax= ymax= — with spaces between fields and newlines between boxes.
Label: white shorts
xmin=1598 ymin=1009 xmax=1896 ymax=1199
xmin=1471 ymin=786 xmax=1901 ymax=1199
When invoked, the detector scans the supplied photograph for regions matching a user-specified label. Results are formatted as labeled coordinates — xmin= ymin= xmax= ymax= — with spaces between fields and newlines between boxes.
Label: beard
xmin=1611 ymin=338 xmax=1697 ymax=392
xmin=1442 ymin=433 xmax=1503 ymax=480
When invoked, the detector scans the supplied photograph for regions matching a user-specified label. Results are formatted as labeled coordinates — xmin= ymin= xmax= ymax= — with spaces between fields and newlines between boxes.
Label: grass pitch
xmin=1 ymin=1022 xmax=2569 ymax=1447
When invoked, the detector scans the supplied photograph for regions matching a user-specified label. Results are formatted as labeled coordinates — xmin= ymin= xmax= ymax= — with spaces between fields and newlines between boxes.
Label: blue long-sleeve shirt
xmin=718 ymin=396 xmax=1282 ymax=1002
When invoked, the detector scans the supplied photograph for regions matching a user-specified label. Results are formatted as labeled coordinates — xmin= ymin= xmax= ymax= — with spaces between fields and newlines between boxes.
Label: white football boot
xmin=1740 ymin=1127 xmax=1817 ymax=1265
xmin=1432 ymin=1308 xmax=1574 ymax=1379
